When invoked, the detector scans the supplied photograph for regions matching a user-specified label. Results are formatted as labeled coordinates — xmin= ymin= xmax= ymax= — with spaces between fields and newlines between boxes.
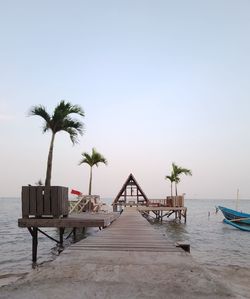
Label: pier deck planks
xmin=18 ymin=212 xmax=120 ymax=228
xmin=67 ymin=208 xmax=182 ymax=253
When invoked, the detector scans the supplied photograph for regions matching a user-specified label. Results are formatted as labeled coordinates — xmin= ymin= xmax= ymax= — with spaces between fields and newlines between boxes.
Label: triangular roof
xmin=113 ymin=173 xmax=149 ymax=204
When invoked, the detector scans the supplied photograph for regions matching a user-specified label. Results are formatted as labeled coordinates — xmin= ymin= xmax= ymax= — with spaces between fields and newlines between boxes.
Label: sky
xmin=0 ymin=0 xmax=250 ymax=200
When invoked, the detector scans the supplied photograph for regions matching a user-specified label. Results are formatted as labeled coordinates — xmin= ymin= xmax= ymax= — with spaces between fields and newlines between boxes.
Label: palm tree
xmin=171 ymin=162 xmax=192 ymax=196
xmin=29 ymin=100 xmax=85 ymax=186
xmin=165 ymin=173 xmax=176 ymax=197
xmin=79 ymin=148 xmax=107 ymax=195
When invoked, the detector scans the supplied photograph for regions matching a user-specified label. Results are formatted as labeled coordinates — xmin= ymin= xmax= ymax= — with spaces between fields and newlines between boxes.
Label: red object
xmin=71 ymin=189 xmax=82 ymax=196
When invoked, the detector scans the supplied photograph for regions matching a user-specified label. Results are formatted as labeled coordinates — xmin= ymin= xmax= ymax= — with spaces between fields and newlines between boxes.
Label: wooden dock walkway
xmin=67 ymin=207 xmax=182 ymax=253
xmin=4 ymin=207 xmax=235 ymax=298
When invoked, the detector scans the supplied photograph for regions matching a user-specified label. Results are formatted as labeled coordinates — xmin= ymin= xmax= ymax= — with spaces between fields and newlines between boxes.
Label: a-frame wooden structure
xmin=112 ymin=173 xmax=149 ymax=211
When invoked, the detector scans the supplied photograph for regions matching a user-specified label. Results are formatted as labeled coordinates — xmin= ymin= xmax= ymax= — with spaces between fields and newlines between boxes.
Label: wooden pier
xmin=66 ymin=207 xmax=185 ymax=253
xmin=18 ymin=212 xmax=120 ymax=262
xmin=9 ymin=184 xmax=237 ymax=298
xmin=112 ymin=173 xmax=187 ymax=222
xmin=138 ymin=206 xmax=187 ymax=222
xmin=18 ymin=180 xmax=187 ymax=264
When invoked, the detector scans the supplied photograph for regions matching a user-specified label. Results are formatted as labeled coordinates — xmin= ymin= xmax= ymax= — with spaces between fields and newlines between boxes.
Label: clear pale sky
xmin=0 ymin=0 xmax=250 ymax=199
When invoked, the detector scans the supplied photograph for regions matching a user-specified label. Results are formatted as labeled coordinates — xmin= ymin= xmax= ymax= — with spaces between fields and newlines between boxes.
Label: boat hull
xmin=218 ymin=206 xmax=250 ymax=225
xmin=223 ymin=219 xmax=250 ymax=231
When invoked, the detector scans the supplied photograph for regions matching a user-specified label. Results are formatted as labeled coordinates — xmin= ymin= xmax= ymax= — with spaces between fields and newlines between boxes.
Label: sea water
xmin=0 ymin=197 xmax=250 ymax=285
xmin=155 ymin=198 xmax=250 ymax=269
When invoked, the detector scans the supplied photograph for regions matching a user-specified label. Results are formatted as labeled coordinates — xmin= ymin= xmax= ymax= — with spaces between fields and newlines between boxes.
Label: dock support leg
xmin=28 ymin=227 xmax=38 ymax=263
xmin=59 ymin=228 xmax=65 ymax=247
xmin=73 ymin=227 xmax=76 ymax=240
xmin=33 ymin=227 xmax=38 ymax=263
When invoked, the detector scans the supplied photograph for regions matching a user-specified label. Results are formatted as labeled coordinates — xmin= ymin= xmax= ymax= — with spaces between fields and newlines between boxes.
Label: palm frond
xmin=63 ymin=127 xmax=78 ymax=144
xmin=172 ymin=162 xmax=192 ymax=176
xmin=68 ymin=103 xmax=85 ymax=117
xmin=91 ymin=148 xmax=108 ymax=166
xmin=165 ymin=175 xmax=175 ymax=182
xmin=79 ymin=152 xmax=93 ymax=165
xmin=53 ymin=100 xmax=85 ymax=121
xmin=179 ymin=168 xmax=192 ymax=176
xmin=28 ymin=105 xmax=51 ymax=132
xmin=63 ymin=117 xmax=84 ymax=134
xmin=79 ymin=148 xmax=107 ymax=167
xmin=175 ymin=176 xmax=180 ymax=183
xmin=51 ymin=101 xmax=85 ymax=134
xmin=60 ymin=118 xmax=84 ymax=144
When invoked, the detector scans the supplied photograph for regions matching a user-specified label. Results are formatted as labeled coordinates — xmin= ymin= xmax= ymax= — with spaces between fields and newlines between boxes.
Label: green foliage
xmin=79 ymin=148 xmax=107 ymax=167
xmin=29 ymin=100 xmax=85 ymax=144
xmin=165 ymin=162 xmax=192 ymax=196
xmin=171 ymin=162 xmax=192 ymax=179
xmin=29 ymin=100 xmax=85 ymax=186
xmin=79 ymin=148 xmax=107 ymax=195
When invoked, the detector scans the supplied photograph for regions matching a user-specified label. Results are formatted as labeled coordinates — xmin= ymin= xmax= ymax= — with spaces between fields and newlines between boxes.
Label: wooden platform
xmin=18 ymin=212 xmax=120 ymax=262
xmin=18 ymin=212 xmax=120 ymax=228
xmin=138 ymin=206 xmax=187 ymax=222
xmin=67 ymin=207 xmax=183 ymax=253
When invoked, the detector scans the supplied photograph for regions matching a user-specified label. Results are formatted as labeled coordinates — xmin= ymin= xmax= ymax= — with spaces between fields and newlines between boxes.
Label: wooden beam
xmin=28 ymin=227 xmax=38 ymax=263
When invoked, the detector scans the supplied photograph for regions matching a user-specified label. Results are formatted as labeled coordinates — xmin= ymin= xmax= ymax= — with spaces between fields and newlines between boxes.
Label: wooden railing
xmin=148 ymin=196 xmax=184 ymax=207
xmin=69 ymin=195 xmax=101 ymax=213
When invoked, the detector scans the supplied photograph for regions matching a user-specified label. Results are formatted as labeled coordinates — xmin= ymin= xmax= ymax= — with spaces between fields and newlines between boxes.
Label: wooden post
xmin=28 ymin=227 xmax=38 ymax=263
xmin=33 ymin=227 xmax=38 ymax=263
xmin=73 ymin=227 xmax=76 ymax=240
xmin=59 ymin=228 xmax=65 ymax=246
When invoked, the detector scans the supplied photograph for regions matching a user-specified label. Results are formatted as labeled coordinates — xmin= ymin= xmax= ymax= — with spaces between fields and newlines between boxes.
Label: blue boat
xmin=223 ymin=218 xmax=250 ymax=231
xmin=218 ymin=206 xmax=250 ymax=224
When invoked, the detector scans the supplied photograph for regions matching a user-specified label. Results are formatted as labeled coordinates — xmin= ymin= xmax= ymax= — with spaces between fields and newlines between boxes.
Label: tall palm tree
xmin=29 ymin=100 xmax=85 ymax=186
xmin=79 ymin=148 xmax=107 ymax=195
xmin=171 ymin=162 xmax=192 ymax=196
xmin=165 ymin=173 xmax=176 ymax=197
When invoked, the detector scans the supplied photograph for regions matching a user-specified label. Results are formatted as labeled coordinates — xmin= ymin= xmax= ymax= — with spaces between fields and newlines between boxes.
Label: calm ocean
xmin=1 ymin=197 xmax=250 ymax=285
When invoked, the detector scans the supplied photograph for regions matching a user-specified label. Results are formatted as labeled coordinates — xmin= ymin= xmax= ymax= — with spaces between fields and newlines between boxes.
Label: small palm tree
xmin=29 ymin=100 xmax=85 ymax=186
xmin=79 ymin=148 xmax=107 ymax=195
xmin=165 ymin=173 xmax=176 ymax=197
xmin=171 ymin=162 xmax=192 ymax=196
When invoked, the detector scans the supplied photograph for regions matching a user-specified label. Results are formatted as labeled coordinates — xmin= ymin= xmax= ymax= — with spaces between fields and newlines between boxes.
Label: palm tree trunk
xmin=170 ymin=182 xmax=173 ymax=197
xmin=45 ymin=133 xmax=55 ymax=187
xmin=175 ymin=182 xmax=178 ymax=196
xmin=88 ymin=166 xmax=93 ymax=195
